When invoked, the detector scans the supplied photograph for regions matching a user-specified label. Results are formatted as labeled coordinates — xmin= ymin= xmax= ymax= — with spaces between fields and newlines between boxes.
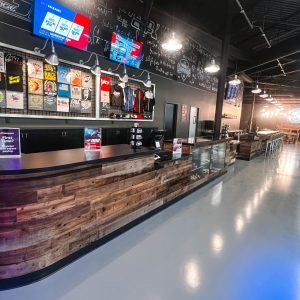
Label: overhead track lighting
xmin=229 ymin=75 xmax=241 ymax=85
xmin=251 ymin=84 xmax=262 ymax=94
xmin=79 ymin=52 xmax=101 ymax=76
xmin=162 ymin=32 xmax=183 ymax=52
xmin=34 ymin=39 xmax=59 ymax=66
xmin=205 ymin=59 xmax=220 ymax=74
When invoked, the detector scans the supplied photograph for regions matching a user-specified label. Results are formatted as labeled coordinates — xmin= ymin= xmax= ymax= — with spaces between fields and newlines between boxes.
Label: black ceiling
xmin=154 ymin=0 xmax=300 ymax=102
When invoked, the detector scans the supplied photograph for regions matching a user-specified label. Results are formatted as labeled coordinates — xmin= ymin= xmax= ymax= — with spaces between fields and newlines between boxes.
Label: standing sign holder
xmin=0 ymin=128 xmax=21 ymax=158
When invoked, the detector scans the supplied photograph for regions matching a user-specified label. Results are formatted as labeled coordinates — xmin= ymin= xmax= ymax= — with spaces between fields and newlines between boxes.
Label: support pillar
xmin=213 ymin=0 xmax=234 ymax=140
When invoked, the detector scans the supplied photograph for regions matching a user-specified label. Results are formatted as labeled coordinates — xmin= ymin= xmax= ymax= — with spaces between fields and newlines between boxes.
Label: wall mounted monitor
xmin=33 ymin=0 xmax=91 ymax=51
xmin=109 ymin=32 xmax=143 ymax=68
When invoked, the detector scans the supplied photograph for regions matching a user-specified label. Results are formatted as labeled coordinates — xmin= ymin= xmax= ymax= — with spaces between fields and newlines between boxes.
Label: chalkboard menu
xmin=0 ymin=0 xmax=218 ymax=93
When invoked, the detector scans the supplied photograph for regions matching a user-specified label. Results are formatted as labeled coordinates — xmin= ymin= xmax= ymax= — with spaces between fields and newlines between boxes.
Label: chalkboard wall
xmin=0 ymin=0 xmax=219 ymax=137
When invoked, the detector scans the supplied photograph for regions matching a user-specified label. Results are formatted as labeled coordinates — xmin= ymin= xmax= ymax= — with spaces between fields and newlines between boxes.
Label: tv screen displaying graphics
xmin=33 ymin=0 xmax=91 ymax=51
xmin=109 ymin=32 xmax=143 ymax=69
xmin=225 ymin=83 xmax=241 ymax=100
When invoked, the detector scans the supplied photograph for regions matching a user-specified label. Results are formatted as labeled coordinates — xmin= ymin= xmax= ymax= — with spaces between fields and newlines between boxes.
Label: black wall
xmin=0 ymin=0 xmax=219 ymax=138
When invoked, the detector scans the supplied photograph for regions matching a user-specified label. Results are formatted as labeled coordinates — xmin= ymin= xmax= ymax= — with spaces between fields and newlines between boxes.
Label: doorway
xmin=189 ymin=107 xmax=199 ymax=138
xmin=164 ymin=103 xmax=178 ymax=140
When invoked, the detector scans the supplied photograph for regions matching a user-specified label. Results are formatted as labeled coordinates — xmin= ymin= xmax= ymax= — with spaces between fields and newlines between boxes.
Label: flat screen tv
xmin=33 ymin=0 xmax=91 ymax=51
xmin=109 ymin=32 xmax=143 ymax=68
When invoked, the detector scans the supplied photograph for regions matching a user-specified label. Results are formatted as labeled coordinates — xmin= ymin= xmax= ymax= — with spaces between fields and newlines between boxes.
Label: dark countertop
xmin=0 ymin=145 xmax=155 ymax=175
xmin=164 ymin=137 xmax=231 ymax=147
xmin=154 ymin=151 xmax=191 ymax=167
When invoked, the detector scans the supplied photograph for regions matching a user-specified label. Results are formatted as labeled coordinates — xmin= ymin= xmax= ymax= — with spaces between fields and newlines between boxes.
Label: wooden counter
xmin=0 ymin=145 xmax=205 ymax=289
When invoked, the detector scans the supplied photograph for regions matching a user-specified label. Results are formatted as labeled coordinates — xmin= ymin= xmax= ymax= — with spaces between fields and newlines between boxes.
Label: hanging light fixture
xmin=251 ymin=84 xmax=262 ymax=94
xmin=79 ymin=52 xmax=101 ymax=76
xmin=229 ymin=75 xmax=241 ymax=85
xmin=34 ymin=39 xmax=59 ymax=66
xmin=162 ymin=32 xmax=183 ymax=52
xmin=119 ymin=64 xmax=129 ymax=83
xmin=132 ymin=70 xmax=152 ymax=88
xmin=205 ymin=59 xmax=220 ymax=74
xmin=259 ymin=90 xmax=268 ymax=98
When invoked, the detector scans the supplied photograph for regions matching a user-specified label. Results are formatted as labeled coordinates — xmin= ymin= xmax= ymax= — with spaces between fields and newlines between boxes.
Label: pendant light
xmin=259 ymin=90 xmax=268 ymax=98
xmin=119 ymin=64 xmax=129 ymax=83
xmin=34 ymin=39 xmax=59 ymax=66
xmin=79 ymin=52 xmax=101 ymax=76
xmin=251 ymin=84 xmax=262 ymax=94
xmin=229 ymin=75 xmax=241 ymax=85
xmin=205 ymin=59 xmax=220 ymax=74
xmin=162 ymin=32 xmax=183 ymax=52
xmin=143 ymin=72 xmax=152 ymax=88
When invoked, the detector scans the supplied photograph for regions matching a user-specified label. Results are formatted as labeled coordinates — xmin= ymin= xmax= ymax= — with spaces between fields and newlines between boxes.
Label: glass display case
xmin=191 ymin=142 xmax=226 ymax=182
xmin=211 ymin=143 xmax=226 ymax=174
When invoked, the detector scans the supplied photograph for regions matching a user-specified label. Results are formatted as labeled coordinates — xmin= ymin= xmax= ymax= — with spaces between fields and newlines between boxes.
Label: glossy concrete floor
xmin=2 ymin=144 xmax=300 ymax=300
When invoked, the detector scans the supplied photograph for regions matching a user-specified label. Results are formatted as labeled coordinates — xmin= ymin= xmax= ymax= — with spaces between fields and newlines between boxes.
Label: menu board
xmin=0 ymin=128 xmax=21 ymax=157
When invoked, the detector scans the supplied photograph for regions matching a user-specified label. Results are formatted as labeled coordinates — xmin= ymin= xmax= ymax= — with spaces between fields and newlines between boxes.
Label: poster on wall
xmin=44 ymin=96 xmax=57 ymax=111
xmin=28 ymin=94 xmax=44 ymax=110
xmin=0 ymin=52 xmax=5 ymax=73
xmin=70 ymin=98 xmax=81 ymax=113
xmin=71 ymin=86 xmax=82 ymax=99
xmin=0 ymin=128 xmax=21 ymax=158
xmin=0 ymin=90 xmax=6 ymax=108
xmin=44 ymin=63 xmax=57 ymax=81
xmin=6 ymin=75 xmax=23 ymax=92
xmin=81 ymin=100 xmax=92 ymax=114
xmin=5 ymin=54 xmax=23 ymax=75
xmin=28 ymin=78 xmax=43 ymax=95
xmin=82 ymin=88 xmax=92 ymax=101
xmin=58 ymin=83 xmax=70 ymax=98
xmin=82 ymin=72 xmax=93 ymax=88
xmin=27 ymin=59 xmax=43 ymax=79
xmin=57 ymin=66 xmax=71 ymax=84
xmin=100 ymin=76 xmax=110 ymax=104
xmin=6 ymin=91 xmax=24 ymax=109
xmin=70 ymin=69 xmax=82 ymax=86
xmin=57 ymin=97 xmax=70 ymax=112
xmin=181 ymin=104 xmax=189 ymax=122
xmin=0 ymin=73 xmax=5 ymax=89
xmin=44 ymin=80 xmax=57 ymax=96
xmin=84 ymin=128 xmax=102 ymax=151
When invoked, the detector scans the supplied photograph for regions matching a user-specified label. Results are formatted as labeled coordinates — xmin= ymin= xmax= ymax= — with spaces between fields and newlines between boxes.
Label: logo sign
xmin=0 ymin=128 xmax=21 ymax=158
xmin=33 ymin=0 xmax=91 ymax=51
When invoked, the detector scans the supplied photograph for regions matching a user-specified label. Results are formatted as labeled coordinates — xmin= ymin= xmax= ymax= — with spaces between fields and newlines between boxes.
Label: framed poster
xmin=5 ymin=54 xmax=23 ymax=75
xmin=44 ymin=80 xmax=57 ymax=96
xmin=44 ymin=96 xmax=57 ymax=111
xmin=6 ymin=91 xmax=24 ymax=109
xmin=58 ymin=83 xmax=70 ymax=98
xmin=57 ymin=66 xmax=71 ymax=84
xmin=71 ymin=85 xmax=81 ymax=99
xmin=28 ymin=78 xmax=43 ymax=95
xmin=70 ymin=98 xmax=81 ymax=113
xmin=28 ymin=94 xmax=44 ymax=110
xmin=27 ymin=59 xmax=44 ymax=79
xmin=84 ymin=128 xmax=101 ymax=151
xmin=70 ymin=69 xmax=82 ymax=86
xmin=82 ymin=88 xmax=92 ymax=101
xmin=82 ymin=72 xmax=93 ymax=88
xmin=0 ymin=128 xmax=21 ymax=157
xmin=0 ymin=52 xmax=5 ymax=72
xmin=6 ymin=74 xmax=23 ymax=92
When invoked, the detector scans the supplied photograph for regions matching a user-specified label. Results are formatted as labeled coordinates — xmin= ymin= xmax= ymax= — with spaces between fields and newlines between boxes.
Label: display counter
xmin=0 ymin=144 xmax=205 ymax=289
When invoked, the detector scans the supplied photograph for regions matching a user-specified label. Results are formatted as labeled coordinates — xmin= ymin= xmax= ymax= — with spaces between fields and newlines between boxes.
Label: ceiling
xmin=154 ymin=0 xmax=300 ymax=105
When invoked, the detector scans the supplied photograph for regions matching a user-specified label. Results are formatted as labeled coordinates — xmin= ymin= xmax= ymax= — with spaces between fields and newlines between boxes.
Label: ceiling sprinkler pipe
xmin=236 ymin=0 xmax=254 ymax=29
xmin=257 ymin=26 xmax=272 ymax=48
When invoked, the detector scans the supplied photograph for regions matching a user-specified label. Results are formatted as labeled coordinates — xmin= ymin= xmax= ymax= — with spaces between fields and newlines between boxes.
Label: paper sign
xmin=0 ymin=128 xmax=21 ymax=157
xmin=84 ymin=128 xmax=101 ymax=151
xmin=173 ymin=138 xmax=183 ymax=154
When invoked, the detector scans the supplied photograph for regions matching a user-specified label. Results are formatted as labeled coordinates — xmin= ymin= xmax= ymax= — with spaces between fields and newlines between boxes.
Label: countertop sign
xmin=0 ymin=128 xmax=21 ymax=157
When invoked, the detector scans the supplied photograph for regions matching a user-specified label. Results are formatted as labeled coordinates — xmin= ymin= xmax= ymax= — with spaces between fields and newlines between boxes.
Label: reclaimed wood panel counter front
xmin=0 ymin=145 xmax=194 ymax=288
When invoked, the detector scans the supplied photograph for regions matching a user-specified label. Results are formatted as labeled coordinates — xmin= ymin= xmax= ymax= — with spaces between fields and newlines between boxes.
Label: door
xmin=164 ymin=103 xmax=178 ymax=140
xmin=189 ymin=107 xmax=199 ymax=138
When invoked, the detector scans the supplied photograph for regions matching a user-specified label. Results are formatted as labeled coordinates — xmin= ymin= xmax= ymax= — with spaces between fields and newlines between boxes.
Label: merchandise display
xmin=44 ymin=96 xmax=57 ymax=111
xmin=27 ymin=59 xmax=43 ymax=79
xmin=130 ymin=123 xmax=143 ymax=149
xmin=28 ymin=94 xmax=44 ymax=110
xmin=6 ymin=74 xmax=23 ymax=92
xmin=57 ymin=66 xmax=71 ymax=84
xmin=6 ymin=91 xmax=24 ymax=109
xmin=28 ymin=78 xmax=43 ymax=95
xmin=0 ymin=89 xmax=6 ymax=108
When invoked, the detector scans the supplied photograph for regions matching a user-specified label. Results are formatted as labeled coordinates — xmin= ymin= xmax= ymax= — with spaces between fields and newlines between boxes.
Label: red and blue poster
xmin=33 ymin=0 xmax=91 ymax=51
xmin=84 ymin=128 xmax=102 ymax=151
